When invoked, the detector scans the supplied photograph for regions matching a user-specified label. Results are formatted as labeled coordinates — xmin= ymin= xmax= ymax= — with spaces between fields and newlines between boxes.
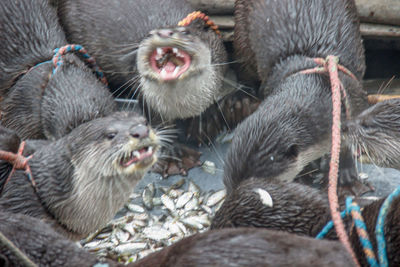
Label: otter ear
xmin=285 ymin=144 xmax=299 ymax=159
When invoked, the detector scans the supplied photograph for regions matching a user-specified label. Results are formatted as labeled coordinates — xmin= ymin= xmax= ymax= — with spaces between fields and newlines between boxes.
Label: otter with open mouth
xmin=137 ymin=16 xmax=227 ymax=121
xmin=343 ymin=98 xmax=400 ymax=170
xmin=0 ymin=112 xmax=160 ymax=240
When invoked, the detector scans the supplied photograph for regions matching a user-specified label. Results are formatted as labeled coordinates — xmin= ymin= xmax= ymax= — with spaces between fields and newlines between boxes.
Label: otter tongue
xmin=160 ymin=61 xmax=178 ymax=80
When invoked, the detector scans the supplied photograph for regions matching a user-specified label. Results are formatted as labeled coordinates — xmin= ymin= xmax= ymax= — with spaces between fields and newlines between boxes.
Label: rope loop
xmin=52 ymin=44 xmax=108 ymax=85
xmin=301 ymin=55 xmax=360 ymax=266
xmin=178 ymin=11 xmax=221 ymax=36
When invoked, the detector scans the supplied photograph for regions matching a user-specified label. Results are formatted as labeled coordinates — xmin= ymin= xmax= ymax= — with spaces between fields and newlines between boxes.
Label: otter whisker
xmin=377 ymin=75 xmax=395 ymax=94
xmin=222 ymin=77 xmax=259 ymax=101
xmin=215 ymin=98 xmax=230 ymax=131
xmin=203 ymin=134 xmax=224 ymax=166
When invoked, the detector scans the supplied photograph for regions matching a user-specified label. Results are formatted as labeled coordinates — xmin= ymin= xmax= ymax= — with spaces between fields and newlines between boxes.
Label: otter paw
xmin=338 ymin=167 xmax=375 ymax=197
xmin=152 ymin=145 xmax=202 ymax=178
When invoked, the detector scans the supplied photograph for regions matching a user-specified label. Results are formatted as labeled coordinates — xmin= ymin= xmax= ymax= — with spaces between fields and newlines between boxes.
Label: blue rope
xmin=316 ymin=210 xmax=346 ymax=239
xmin=375 ymin=186 xmax=400 ymax=267
xmin=316 ymin=197 xmax=379 ymax=267
xmin=32 ymin=44 xmax=107 ymax=85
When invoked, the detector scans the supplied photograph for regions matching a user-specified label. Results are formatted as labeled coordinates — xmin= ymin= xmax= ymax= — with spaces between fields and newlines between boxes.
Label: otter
xmin=131 ymin=228 xmax=353 ymax=267
xmin=0 ymin=112 xmax=160 ymax=240
xmin=0 ymin=211 xmax=115 ymax=267
xmin=343 ymin=98 xmax=400 ymax=170
xmin=57 ymin=0 xmax=228 ymax=120
xmin=224 ymin=0 xmax=368 ymax=193
xmin=0 ymin=0 xmax=116 ymax=141
xmin=211 ymin=178 xmax=332 ymax=237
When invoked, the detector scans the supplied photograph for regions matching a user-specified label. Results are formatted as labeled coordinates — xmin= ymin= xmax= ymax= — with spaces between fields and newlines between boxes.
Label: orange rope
xmin=178 ymin=11 xmax=221 ymax=36
xmin=301 ymin=55 xmax=360 ymax=267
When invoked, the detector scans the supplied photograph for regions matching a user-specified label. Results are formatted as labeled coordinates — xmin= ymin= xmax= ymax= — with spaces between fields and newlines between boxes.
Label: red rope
xmin=178 ymin=11 xmax=221 ymax=36
xmin=301 ymin=55 xmax=360 ymax=267
xmin=0 ymin=141 xmax=35 ymax=192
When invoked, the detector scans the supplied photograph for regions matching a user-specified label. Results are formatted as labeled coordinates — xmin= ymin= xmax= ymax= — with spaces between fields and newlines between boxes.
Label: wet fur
xmin=132 ymin=228 xmax=353 ymax=267
xmin=211 ymin=178 xmax=331 ymax=237
xmin=0 ymin=0 xmax=116 ymax=140
xmin=0 ymin=0 xmax=65 ymax=95
xmin=344 ymin=98 xmax=400 ymax=170
xmin=225 ymin=0 xmax=368 ymax=192
xmin=0 ymin=211 xmax=109 ymax=267
xmin=0 ymin=112 xmax=159 ymax=240
xmin=57 ymin=0 xmax=193 ymax=95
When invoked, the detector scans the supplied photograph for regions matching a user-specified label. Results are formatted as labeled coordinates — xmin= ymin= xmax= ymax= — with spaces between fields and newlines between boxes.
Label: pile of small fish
xmin=80 ymin=178 xmax=226 ymax=263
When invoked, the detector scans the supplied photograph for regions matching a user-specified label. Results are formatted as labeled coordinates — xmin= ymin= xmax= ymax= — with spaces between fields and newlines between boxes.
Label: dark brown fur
xmin=211 ymin=178 xmax=332 ymax=237
xmin=131 ymin=228 xmax=354 ymax=267
xmin=0 ymin=211 xmax=112 ymax=267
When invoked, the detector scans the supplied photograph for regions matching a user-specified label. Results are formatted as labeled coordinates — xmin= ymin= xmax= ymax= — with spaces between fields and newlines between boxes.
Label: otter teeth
xmin=172 ymin=47 xmax=178 ymax=54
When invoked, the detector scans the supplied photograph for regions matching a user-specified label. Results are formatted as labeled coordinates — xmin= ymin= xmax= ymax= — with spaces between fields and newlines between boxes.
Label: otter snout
xmin=155 ymin=29 xmax=174 ymax=38
xmin=130 ymin=124 xmax=149 ymax=139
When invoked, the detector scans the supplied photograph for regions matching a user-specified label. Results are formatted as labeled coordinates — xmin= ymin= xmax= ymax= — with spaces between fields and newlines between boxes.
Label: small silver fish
xmin=161 ymin=194 xmax=175 ymax=211
xmin=206 ymin=189 xmax=226 ymax=207
xmin=176 ymin=192 xmax=194 ymax=209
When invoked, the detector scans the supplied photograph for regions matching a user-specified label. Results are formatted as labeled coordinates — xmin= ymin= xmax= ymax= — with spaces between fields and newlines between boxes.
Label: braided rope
xmin=316 ymin=197 xmax=379 ymax=267
xmin=178 ymin=11 xmax=221 ymax=36
xmin=52 ymin=44 xmax=108 ymax=85
xmin=301 ymin=55 xmax=359 ymax=266
xmin=0 ymin=141 xmax=35 ymax=193
xmin=375 ymin=186 xmax=400 ymax=267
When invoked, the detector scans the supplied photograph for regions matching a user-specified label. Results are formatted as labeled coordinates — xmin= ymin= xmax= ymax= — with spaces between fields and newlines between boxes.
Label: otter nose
xmin=157 ymin=29 xmax=174 ymax=38
xmin=342 ymin=120 xmax=357 ymax=133
xmin=130 ymin=124 xmax=149 ymax=139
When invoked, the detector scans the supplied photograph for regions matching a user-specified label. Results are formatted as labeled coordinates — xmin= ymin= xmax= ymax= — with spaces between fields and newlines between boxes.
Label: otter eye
xmin=179 ymin=28 xmax=190 ymax=35
xmin=106 ymin=132 xmax=117 ymax=140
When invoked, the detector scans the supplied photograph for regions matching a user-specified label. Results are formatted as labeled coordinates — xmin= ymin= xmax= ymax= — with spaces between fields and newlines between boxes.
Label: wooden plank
xmin=355 ymin=0 xmax=400 ymax=27
xmin=188 ymin=0 xmax=235 ymax=14
xmin=209 ymin=16 xmax=400 ymax=42
xmin=190 ymin=0 xmax=400 ymax=27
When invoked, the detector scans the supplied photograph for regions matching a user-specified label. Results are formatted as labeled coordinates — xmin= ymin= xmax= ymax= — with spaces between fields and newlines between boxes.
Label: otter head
xmin=223 ymin=89 xmax=331 ymax=193
xmin=51 ymin=112 xmax=161 ymax=237
xmin=137 ymin=18 xmax=227 ymax=120
xmin=343 ymin=98 xmax=400 ymax=170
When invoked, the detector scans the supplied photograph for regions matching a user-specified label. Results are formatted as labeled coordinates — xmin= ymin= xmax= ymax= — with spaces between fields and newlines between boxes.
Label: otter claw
xmin=151 ymin=145 xmax=202 ymax=178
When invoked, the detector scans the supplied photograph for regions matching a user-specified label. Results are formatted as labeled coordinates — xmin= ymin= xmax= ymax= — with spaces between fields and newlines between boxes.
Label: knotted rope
xmin=34 ymin=44 xmax=108 ymax=85
xmin=0 ymin=141 xmax=35 ymax=193
xmin=316 ymin=197 xmax=378 ymax=267
xmin=178 ymin=11 xmax=221 ymax=36
xmin=52 ymin=44 xmax=108 ymax=85
xmin=300 ymin=55 xmax=359 ymax=266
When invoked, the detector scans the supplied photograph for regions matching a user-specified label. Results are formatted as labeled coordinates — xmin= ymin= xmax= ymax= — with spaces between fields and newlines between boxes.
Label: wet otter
xmin=0 ymin=0 xmax=116 ymax=140
xmin=58 ymin=0 xmax=227 ymax=120
xmin=131 ymin=228 xmax=353 ymax=267
xmin=0 ymin=211 xmax=114 ymax=267
xmin=211 ymin=178 xmax=332 ymax=237
xmin=224 ymin=0 xmax=368 ymax=192
xmin=0 ymin=112 xmax=160 ymax=240
xmin=343 ymin=98 xmax=400 ymax=170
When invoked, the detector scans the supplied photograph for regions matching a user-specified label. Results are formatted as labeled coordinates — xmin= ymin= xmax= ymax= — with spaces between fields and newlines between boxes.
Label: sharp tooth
xmin=172 ymin=47 xmax=178 ymax=54
xmin=133 ymin=151 xmax=141 ymax=158
xmin=157 ymin=48 xmax=163 ymax=56
xmin=173 ymin=66 xmax=180 ymax=77
xmin=160 ymin=68 xmax=167 ymax=78
xmin=148 ymin=146 xmax=153 ymax=153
